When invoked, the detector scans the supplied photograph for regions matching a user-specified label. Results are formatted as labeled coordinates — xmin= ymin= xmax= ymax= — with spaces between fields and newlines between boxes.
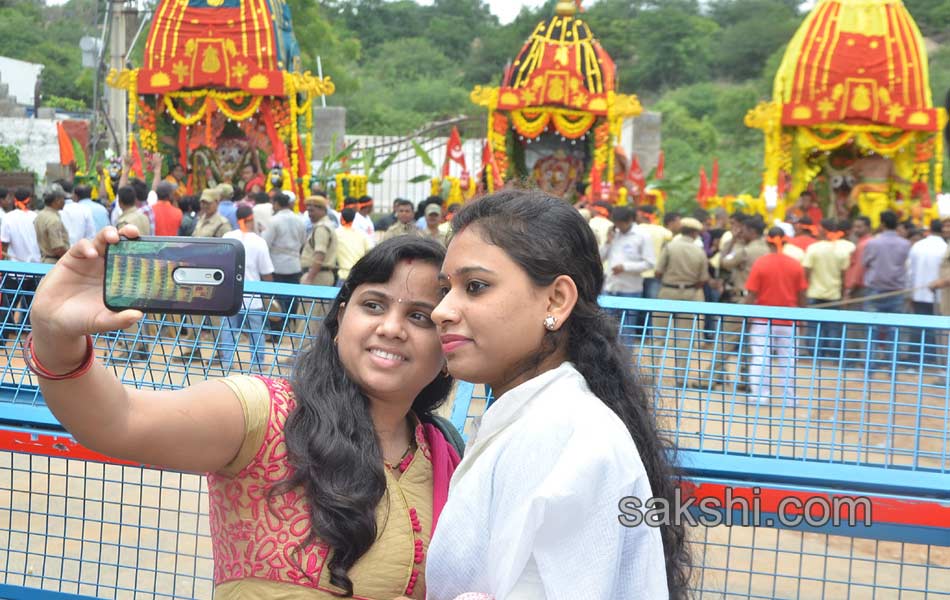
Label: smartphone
xmin=103 ymin=236 xmax=245 ymax=316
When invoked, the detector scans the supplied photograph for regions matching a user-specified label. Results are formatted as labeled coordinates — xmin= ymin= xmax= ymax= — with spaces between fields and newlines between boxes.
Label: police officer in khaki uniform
xmin=192 ymin=189 xmax=232 ymax=238
xmin=298 ymin=195 xmax=338 ymax=336
xmin=711 ymin=215 xmax=770 ymax=388
xmin=384 ymin=198 xmax=423 ymax=240
xmin=655 ymin=217 xmax=708 ymax=386
xmin=300 ymin=195 xmax=338 ymax=287
xmin=115 ymin=185 xmax=152 ymax=236
xmin=34 ymin=186 xmax=70 ymax=264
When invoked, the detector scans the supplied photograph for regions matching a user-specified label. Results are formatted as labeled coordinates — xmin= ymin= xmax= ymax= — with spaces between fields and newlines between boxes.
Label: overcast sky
xmin=416 ymin=0 xmax=550 ymax=24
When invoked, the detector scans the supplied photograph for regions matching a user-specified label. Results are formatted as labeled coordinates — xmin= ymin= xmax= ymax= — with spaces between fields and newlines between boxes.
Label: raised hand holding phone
xmin=32 ymin=225 xmax=147 ymax=343
xmin=103 ymin=235 xmax=245 ymax=316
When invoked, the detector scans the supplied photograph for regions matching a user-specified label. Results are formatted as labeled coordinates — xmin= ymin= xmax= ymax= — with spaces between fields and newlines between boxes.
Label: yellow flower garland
xmin=334 ymin=174 xmax=368 ymax=210
xmin=163 ymin=95 xmax=207 ymax=126
xmin=288 ymin=91 xmax=300 ymax=204
xmin=216 ymin=96 xmax=263 ymax=122
xmin=510 ymin=108 xmax=596 ymax=140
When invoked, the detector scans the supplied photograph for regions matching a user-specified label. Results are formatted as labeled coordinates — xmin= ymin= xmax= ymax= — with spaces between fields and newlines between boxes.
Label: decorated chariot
xmin=745 ymin=0 xmax=946 ymax=227
xmin=471 ymin=1 xmax=642 ymax=203
xmin=107 ymin=0 xmax=333 ymax=204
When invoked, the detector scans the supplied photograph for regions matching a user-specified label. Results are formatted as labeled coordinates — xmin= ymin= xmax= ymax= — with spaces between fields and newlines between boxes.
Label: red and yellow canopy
xmin=775 ymin=0 xmax=939 ymax=132
xmin=746 ymin=0 xmax=946 ymax=217
xmin=471 ymin=1 xmax=641 ymax=190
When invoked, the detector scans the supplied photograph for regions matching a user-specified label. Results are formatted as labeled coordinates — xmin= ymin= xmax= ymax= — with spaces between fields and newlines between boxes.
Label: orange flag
xmin=129 ymin=139 xmax=144 ymax=179
xmin=697 ymin=167 xmax=709 ymax=208
xmin=56 ymin=122 xmax=75 ymax=166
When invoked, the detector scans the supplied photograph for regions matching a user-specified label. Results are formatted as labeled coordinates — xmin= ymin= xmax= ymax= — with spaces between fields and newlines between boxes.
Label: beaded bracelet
xmin=22 ymin=333 xmax=95 ymax=381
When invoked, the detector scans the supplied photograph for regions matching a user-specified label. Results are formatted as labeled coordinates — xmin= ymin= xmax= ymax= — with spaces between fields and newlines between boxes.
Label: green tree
xmin=929 ymin=45 xmax=950 ymax=190
xmin=426 ymin=0 xmax=496 ymax=63
xmin=0 ymin=0 xmax=95 ymax=105
xmin=903 ymin=0 xmax=950 ymax=38
xmin=710 ymin=0 xmax=801 ymax=81
xmin=287 ymin=0 xmax=361 ymax=95
xmin=0 ymin=144 xmax=23 ymax=172
xmin=462 ymin=4 xmax=546 ymax=86
xmin=368 ymin=37 xmax=456 ymax=81
xmin=629 ymin=7 xmax=718 ymax=91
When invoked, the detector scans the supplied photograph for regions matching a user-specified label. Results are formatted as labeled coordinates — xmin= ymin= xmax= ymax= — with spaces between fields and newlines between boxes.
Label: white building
xmin=0 ymin=56 xmax=44 ymax=115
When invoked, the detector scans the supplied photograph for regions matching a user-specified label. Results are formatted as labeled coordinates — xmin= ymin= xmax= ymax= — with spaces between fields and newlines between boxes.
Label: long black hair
xmin=451 ymin=189 xmax=691 ymax=599
xmin=272 ymin=235 xmax=453 ymax=596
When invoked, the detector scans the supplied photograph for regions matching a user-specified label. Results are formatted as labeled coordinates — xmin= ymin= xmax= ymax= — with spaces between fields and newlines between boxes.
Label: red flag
xmin=590 ymin=166 xmax=603 ymax=198
xmin=710 ymin=158 xmax=719 ymax=197
xmin=56 ymin=122 xmax=75 ymax=166
xmin=443 ymin=126 xmax=467 ymax=177
xmin=655 ymin=150 xmax=665 ymax=180
xmin=129 ymin=139 xmax=144 ymax=179
xmin=627 ymin=155 xmax=646 ymax=195
xmin=697 ymin=166 xmax=709 ymax=207
xmin=481 ymin=140 xmax=503 ymax=190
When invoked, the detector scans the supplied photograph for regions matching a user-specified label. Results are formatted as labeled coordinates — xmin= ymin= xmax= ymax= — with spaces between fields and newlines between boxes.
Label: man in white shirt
xmin=0 ymin=188 xmax=41 ymax=336
xmin=75 ymin=184 xmax=110 ymax=233
xmin=600 ymin=206 xmax=655 ymax=338
xmin=250 ymin=192 xmax=273 ymax=233
xmin=908 ymin=219 xmax=948 ymax=355
xmin=587 ymin=202 xmax=614 ymax=247
xmin=600 ymin=205 xmax=656 ymax=298
xmin=262 ymin=192 xmax=307 ymax=330
xmin=635 ymin=205 xmax=673 ymax=300
xmin=55 ymin=181 xmax=96 ymax=245
xmin=343 ymin=196 xmax=376 ymax=247
xmin=0 ymin=188 xmax=41 ymax=263
xmin=0 ymin=187 xmax=12 ymax=233
xmin=217 ymin=205 xmax=274 ymax=371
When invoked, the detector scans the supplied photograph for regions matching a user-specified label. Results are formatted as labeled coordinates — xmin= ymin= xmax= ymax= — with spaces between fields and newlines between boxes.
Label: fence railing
xmin=0 ymin=261 xmax=947 ymax=599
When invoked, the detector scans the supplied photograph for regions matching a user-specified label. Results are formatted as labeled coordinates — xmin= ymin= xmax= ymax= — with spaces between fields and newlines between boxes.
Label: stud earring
xmin=441 ymin=362 xmax=449 ymax=377
xmin=543 ymin=315 xmax=558 ymax=331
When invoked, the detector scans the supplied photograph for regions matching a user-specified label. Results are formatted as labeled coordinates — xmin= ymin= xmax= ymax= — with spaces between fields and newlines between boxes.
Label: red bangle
xmin=23 ymin=333 xmax=95 ymax=381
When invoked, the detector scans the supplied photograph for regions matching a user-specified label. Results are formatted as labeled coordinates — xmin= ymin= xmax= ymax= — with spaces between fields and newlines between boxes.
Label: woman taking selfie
xmin=425 ymin=190 xmax=690 ymax=600
xmin=29 ymin=228 xmax=460 ymax=599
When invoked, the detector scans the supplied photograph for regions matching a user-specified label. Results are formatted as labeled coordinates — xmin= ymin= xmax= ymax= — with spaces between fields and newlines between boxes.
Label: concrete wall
xmin=624 ymin=111 xmax=662 ymax=176
xmin=0 ymin=117 xmax=59 ymax=179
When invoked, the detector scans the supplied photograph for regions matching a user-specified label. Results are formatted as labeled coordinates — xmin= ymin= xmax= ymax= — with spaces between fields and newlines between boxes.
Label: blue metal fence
xmin=0 ymin=261 xmax=947 ymax=599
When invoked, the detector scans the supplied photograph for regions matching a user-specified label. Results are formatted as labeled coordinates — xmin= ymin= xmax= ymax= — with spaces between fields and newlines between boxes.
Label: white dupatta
xmin=425 ymin=362 xmax=668 ymax=600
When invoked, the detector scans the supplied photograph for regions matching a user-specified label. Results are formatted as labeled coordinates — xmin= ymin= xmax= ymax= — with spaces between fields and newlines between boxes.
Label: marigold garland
xmin=334 ymin=174 xmax=368 ymax=210
xmin=216 ymin=96 xmax=263 ymax=122
xmin=163 ymin=96 xmax=207 ymax=126
xmin=510 ymin=108 xmax=596 ymax=140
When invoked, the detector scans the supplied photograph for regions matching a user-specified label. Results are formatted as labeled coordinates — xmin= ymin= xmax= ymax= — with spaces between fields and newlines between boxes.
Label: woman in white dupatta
xmin=420 ymin=190 xmax=690 ymax=600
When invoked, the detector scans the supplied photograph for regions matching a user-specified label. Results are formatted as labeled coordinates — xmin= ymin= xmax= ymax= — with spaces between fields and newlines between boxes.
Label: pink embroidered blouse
xmin=207 ymin=375 xmax=458 ymax=599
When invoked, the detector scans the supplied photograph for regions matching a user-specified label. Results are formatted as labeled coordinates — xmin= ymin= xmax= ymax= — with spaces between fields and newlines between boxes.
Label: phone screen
xmin=104 ymin=237 xmax=245 ymax=315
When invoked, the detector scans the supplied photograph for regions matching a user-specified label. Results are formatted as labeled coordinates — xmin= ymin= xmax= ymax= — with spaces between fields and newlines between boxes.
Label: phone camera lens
xmin=213 ymin=272 xmax=223 ymax=282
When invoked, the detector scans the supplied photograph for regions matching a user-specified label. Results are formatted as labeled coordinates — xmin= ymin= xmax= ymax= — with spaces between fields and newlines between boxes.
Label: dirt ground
xmin=0 ymin=328 xmax=946 ymax=599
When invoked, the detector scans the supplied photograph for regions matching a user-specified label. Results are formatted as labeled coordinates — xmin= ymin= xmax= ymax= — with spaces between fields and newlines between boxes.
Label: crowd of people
xmin=0 ymin=157 xmax=461 ymax=361
xmin=588 ymin=195 xmax=950 ymax=401
xmin=3 ymin=158 xmax=947 ymax=395
xmin=0 ymin=159 xmax=459 ymax=284
xmin=3 ymin=150 xmax=948 ymax=597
